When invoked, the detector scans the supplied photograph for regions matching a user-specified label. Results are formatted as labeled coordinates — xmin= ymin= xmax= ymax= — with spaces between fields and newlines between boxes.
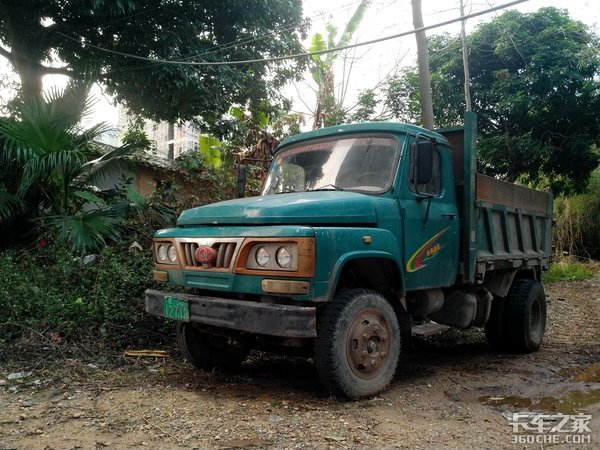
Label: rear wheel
xmin=505 ymin=279 xmax=546 ymax=353
xmin=485 ymin=296 xmax=507 ymax=351
xmin=176 ymin=322 xmax=249 ymax=370
xmin=485 ymin=279 xmax=546 ymax=353
xmin=314 ymin=289 xmax=401 ymax=399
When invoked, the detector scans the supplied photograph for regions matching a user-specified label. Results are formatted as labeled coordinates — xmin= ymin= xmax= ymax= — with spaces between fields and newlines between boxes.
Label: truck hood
xmin=177 ymin=191 xmax=378 ymax=226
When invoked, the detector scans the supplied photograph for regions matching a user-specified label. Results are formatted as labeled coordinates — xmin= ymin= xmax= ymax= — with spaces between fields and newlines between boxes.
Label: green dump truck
xmin=145 ymin=112 xmax=553 ymax=399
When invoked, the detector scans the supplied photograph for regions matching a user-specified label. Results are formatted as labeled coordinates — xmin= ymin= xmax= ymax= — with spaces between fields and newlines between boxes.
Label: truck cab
xmin=145 ymin=114 xmax=552 ymax=399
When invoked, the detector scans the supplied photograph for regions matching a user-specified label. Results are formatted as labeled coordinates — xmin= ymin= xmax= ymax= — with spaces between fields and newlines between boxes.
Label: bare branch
xmin=41 ymin=65 xmax=72 ymax=76
xmin=292 ymin=81 xmax=316 ymax=114
xmin=0 ymin=45 xmax=12 ymax=61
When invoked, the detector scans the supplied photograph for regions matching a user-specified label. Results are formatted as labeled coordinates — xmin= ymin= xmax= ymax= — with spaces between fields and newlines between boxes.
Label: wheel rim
xmin=345 ymin=308 xmax=392 ymax=380
xmin=529 ymin=295 xmax=543 ymax=341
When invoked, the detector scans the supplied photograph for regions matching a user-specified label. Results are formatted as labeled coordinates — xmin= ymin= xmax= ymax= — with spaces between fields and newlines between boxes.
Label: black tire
xmin=314 ymin=289 xmax=401 ymax=399
xmin=485 ymin=296 xmax=507 ymax=351
xmin=176 ymin=322 xmax=249 ymax=370
xmin=504 ymin=279 xmax=546 ymax=353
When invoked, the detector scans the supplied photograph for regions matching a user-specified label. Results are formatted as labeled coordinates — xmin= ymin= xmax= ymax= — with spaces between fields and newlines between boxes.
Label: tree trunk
xmin=3 ymin=8 xmax=47 ymax=102
xmin=411 ymin=0 xmax=434 ymax=129
xmin=11 ymin=55 xmax=44 ymax=101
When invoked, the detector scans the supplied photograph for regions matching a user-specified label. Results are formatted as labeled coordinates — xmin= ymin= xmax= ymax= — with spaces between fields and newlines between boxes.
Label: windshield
xmin=262 ymin=135 xmax=400 ymax=195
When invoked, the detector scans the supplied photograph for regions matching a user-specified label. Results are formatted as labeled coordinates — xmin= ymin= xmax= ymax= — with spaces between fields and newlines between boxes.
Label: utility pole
xmin=460 ymin=0 xmax=472 ymax=111
xmin=411 ymin=0 xmax=434 ymax=129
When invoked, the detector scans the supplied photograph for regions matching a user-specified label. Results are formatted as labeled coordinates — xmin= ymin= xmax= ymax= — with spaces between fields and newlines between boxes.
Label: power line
xmin=58 ymin=0 xmax=529 ymax=67
xmin=104 ymin=0 xmax=369 ymax=75
xmin=185 ymin=0 xmax=366 ymax=60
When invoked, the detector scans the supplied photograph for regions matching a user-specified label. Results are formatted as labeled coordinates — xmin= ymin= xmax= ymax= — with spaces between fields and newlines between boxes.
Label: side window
xmin=409 ymin=142 xmax=442 ymax=196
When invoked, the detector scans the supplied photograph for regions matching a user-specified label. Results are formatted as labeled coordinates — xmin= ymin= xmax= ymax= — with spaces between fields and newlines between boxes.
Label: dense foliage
xmin=385 ymin=7 xmax=600 ymax=194
xmin=0 ymin=0 xmax=307 ymax=128
xmin=0 ymin=244 xmax=167 ymax=348
xmin=0 ymin=81 xmax=169 ymax=252
xmin=0 ymin=154 xmax=244 ymax=349
xmin=554 ymin=168 xmax=600 ymax=260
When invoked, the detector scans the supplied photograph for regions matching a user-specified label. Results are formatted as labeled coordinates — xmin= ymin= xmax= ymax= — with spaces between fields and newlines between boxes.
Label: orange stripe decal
xmin=405 ymin=227 xmax=449 ymax=273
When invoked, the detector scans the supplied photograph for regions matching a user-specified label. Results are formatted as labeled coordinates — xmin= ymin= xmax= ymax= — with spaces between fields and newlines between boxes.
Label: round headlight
xmin=276 ymin=247 xmax=293 ymax=268
xmin=167 ymin=244 xmax=177 ymax=263
xmin=255 ymin=246 xmax=271 ymax=267
xmin=157 ymin=244 xmax=168 ymax=262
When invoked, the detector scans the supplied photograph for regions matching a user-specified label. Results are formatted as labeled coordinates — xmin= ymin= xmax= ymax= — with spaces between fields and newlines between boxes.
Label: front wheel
xmin=176 ymin=322 xmax=249 ymax=370
xmin=314 ymin=289 xmax=401 ymax=399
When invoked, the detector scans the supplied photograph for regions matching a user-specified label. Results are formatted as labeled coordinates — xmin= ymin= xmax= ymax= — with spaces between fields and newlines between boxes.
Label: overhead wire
xmin=56 ymin=0 xmax=530 ymax=68
xmin=185 ymin=0 xmax=366 ymax=60
xmin=99 ymin=0 xmax=369 ymax=74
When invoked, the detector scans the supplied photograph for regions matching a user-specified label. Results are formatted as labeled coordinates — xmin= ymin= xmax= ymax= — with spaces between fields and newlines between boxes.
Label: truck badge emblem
xmin=195 ymin=246 xmax=217 ymax=265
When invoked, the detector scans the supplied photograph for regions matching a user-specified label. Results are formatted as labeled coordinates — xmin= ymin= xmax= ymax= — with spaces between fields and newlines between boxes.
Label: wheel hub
xmin=346 ymin=309 xmax=392 ymax=379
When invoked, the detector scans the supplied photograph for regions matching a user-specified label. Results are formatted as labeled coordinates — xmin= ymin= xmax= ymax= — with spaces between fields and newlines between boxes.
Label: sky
xmin=294 ymin=0 xmax=600 ymax=120
xmin=1 ymin=0 xmax=598 ymax=129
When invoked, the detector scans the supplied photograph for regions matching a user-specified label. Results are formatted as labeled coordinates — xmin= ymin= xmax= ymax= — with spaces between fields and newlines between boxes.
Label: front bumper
xmin=145 ymin=289 xmax=317 ymax=338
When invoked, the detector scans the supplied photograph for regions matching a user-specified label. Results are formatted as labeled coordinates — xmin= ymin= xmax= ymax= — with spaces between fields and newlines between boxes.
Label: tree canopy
xmin=0 ymin=0 xmax=307 ymax=127
xmin=386 ymin=7 xmax=600 ymax=194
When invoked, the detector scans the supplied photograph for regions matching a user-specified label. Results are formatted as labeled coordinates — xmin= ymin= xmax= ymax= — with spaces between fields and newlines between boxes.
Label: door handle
xmin=442 ymin=213 xmax=456 ymax=219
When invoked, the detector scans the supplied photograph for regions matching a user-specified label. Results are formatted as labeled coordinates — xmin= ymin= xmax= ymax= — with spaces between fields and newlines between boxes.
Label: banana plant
xmin=309 ymin=0 xmax=371 ymax=129
xmin=198 ymin=134 xmax=222 ymax=168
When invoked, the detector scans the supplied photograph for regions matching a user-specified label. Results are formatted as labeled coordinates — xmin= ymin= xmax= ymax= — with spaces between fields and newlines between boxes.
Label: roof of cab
xmin=278 ymin=122 xmax=449 ymax=150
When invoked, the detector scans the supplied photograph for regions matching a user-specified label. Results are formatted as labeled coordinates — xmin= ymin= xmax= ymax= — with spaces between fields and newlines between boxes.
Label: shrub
xmin=0 ymin=243 xmax=170 ymax=349
xmin=554 ymin=168 xmax=600 ymax=259
xmin=542 ymin=258 xmax=596 ymax=282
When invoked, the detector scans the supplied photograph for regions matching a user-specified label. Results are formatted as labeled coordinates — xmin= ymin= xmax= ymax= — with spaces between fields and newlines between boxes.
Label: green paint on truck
xmin=145 ymin=114 xmax=553 ymax=399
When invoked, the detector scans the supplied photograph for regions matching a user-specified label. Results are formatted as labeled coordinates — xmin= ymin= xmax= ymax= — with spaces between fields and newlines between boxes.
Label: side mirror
xmin=237 ymin=163 xmax=247 ymax=198
xmin=416 ymin=141 xmax=434 ymax=185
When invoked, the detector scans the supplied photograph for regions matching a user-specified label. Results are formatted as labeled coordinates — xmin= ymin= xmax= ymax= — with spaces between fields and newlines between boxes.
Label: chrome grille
xmin=180 ymin=241 xmax=238 ymax=270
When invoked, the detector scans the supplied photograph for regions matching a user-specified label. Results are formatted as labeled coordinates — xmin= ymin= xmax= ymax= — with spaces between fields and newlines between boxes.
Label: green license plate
xmin=163 ymin=296 xmax=190 ymax=321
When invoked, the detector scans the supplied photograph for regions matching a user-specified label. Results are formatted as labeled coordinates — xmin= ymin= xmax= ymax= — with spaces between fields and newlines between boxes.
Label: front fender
xmin=313 ymin=227 xmax=405 ymax=302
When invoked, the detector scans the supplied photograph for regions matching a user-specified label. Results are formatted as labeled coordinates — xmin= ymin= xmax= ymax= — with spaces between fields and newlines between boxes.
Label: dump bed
xmin=475 ymin=174 xmax=552 ymax=273
xmin=438 ymin=113 xmax=553 ymax=284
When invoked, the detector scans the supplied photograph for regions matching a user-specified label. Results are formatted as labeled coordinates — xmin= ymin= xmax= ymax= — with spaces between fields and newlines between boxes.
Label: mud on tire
xmin=314 ymin=289 xmax=401 ymax=399
xmin=505 ymin=279 xmax=546 ymax=353
xmin=485 ymin=279 xmax=546 ymax=353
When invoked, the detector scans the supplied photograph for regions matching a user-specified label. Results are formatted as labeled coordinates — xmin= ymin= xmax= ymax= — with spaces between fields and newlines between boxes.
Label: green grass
xmin=542 ymin=259 xmax=596 ymax=282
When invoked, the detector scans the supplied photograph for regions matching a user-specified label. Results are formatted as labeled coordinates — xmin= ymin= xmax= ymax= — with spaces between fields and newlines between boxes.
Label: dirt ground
xmin=1 ymin=278 xmax=599 ymax=450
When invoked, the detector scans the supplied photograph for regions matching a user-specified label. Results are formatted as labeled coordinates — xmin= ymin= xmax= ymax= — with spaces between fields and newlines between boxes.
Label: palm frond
xmin=82 ymin=142 xmax=142 ymax=186
xmin=0 ymin=191 xmax=26 ymax=228
xmin=44 ymin=79 xmax=96 ymax=128
xmin=19 ymin=149 xmax=87 ymax=196
xmin=44 ymin=209 xmax=122 ymax=254
xmin=72 ymin=190 xmax=108 ymax=207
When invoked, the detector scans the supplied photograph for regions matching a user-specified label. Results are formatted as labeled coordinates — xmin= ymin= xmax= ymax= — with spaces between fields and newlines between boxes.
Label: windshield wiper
xmin=310 ymin=184 xmax=344 ymax=191
xmin=274 ymin=188 xmax=296 ymax=194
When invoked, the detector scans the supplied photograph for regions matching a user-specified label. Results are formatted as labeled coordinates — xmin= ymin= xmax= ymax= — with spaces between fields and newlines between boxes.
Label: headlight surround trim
xmin=235 ymin=238 xmax=315 ymax=277
xmin=154 ymin=240 xmax=179 ymax=266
